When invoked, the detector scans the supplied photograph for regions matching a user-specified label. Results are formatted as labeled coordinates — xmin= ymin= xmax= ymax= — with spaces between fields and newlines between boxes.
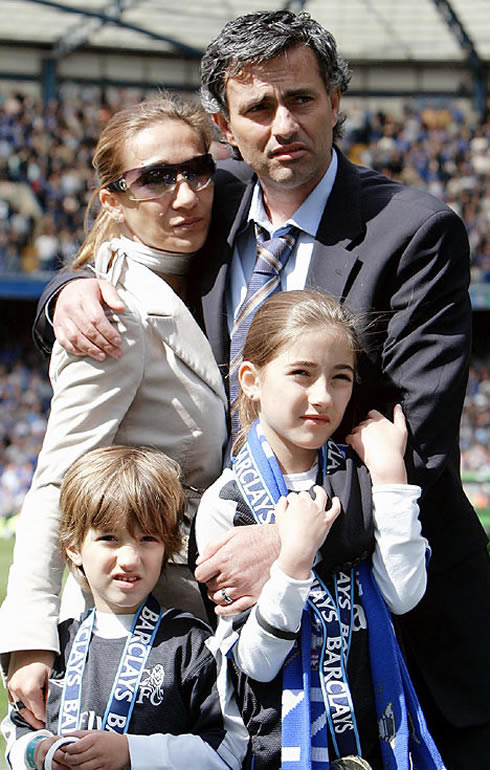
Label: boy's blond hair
xmin=59 ymin=445 xmax=185 ymax=588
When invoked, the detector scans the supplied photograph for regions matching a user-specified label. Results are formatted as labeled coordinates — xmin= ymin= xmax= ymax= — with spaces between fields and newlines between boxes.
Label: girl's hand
xmin=346 ymin=404 xmax=408 ymax=485
xmin=58 ymin=731 xmax=130 ymax=769
xmin=7 ymin=649 xmax=55 ymax=729
xmin=275 ymin=487 xmax=341 ymax=580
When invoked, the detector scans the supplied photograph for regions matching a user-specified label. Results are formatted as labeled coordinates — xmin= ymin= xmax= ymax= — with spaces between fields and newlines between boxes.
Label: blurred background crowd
xmin=0 ymin=342 xmax=50 ymax=530
xmin=343 ymin=102 xmax=490 ymax=284
xmin=1 ymin=90 xmax=489 ymax=281
xmin=0 ymin=88 xmax=489 ymax=528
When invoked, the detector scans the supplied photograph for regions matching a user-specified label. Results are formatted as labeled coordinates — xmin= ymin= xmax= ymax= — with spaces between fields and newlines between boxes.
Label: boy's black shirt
xmin=9 ymin=606 xmax=231 ymax=753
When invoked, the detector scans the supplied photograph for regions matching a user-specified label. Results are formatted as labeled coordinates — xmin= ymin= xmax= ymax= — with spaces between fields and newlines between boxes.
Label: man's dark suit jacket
xmin=193 ymin=148 xmax=490 ymax=729
xmin=35 ymin=147 xmax=490 ymax=728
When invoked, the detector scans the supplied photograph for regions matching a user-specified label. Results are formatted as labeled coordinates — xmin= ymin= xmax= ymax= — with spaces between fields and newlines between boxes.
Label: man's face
xmin=215 ymin=46 xmax=340 ymax=208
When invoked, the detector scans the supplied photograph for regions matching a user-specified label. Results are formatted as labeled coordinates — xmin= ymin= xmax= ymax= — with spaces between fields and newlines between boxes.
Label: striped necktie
xmin=229 ymin=223 xmax=300 ymax=436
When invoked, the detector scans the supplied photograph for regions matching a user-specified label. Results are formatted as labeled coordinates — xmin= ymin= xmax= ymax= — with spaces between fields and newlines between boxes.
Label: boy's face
xmin=67 ymin=525 xmax=165 ymax=614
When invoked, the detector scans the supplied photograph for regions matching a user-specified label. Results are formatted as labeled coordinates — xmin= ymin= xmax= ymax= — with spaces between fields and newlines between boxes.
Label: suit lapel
xmin=309 ymin=149 xmax=366 ymax=302
xmin=201 ymin=176 xmax=255 ymax=367
xmin=308 ymin=244 xmax=362 ymax=303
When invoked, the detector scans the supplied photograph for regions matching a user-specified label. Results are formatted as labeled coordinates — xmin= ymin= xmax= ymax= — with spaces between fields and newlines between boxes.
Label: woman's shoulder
xmin=115 ymin=259 xmax=171 ymax=313
xmin=49 ymin=297 xmax=145 ymax=378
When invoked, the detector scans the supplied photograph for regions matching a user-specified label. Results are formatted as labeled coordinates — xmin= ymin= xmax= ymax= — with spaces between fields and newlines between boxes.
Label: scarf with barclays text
xmin=233 ymin=421 xmax=445 ymax=770
xmin=58 ymin=594 xmax=164 ymax=735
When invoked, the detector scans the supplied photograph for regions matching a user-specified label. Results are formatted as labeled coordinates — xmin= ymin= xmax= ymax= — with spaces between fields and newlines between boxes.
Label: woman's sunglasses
xmin=107 ymin=153 xmax=216 ymax=202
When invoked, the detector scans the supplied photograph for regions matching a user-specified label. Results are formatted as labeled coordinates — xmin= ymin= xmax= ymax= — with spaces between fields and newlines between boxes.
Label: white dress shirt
xmin=227 ymin=149 xmax=339 ymax=331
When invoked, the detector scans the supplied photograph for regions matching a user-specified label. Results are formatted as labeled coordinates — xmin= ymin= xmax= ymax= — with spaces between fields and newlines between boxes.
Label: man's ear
xmin=239 ymin=360 xmax=260 ymax=400
xmin=99 ymin=188 xmax=125 ymax=224
xmin=213 ymin=113 xmax=238 ymax=148
xmin=330 ymin=87 xmax=341 ymax=128
xmin=66 ymin=544 xmax=83 ymax=567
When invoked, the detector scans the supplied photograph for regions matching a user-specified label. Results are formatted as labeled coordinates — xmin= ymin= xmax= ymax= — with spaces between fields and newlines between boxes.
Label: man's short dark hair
xmin=200 ymin=10 xmax=351 ymax=142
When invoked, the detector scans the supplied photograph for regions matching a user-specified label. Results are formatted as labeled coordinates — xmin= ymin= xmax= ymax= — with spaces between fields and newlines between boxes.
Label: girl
xmin=1 ymin=95 xmax=227 ymax=728
xmin=195 ymin=290 xmax=444 ymax=770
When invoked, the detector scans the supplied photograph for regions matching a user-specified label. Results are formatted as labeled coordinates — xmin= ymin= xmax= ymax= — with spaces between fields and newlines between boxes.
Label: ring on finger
xmin=10 ymin=700 xmax=26 ymax=712
xmin=221 ymin=588 xmax=233 ymax=605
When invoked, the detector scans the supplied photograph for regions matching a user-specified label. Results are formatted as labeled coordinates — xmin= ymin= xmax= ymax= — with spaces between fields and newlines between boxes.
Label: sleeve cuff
xmin=5 ymin=727 xmax=53 ymax=770
xmin=371 ymin=483 xmax=421 ymax=496
xmin=255 ymin=560 xmax=313 ymax=635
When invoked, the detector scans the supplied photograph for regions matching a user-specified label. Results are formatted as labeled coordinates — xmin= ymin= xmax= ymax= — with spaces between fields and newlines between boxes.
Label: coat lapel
xmin=307 ymin=244 xmax=362 ymax=303
xmin=127 ymin=261 xmax=227 ymax=405
xmin=308 ymin=148 xmax=366 ymax=302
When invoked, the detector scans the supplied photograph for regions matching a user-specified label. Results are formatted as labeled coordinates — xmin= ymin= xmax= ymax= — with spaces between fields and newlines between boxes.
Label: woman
xmin=0 ymin=95 xmax=228 ymax=728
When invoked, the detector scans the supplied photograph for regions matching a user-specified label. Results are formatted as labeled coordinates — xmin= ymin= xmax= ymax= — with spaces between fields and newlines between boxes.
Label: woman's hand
xmin=7 ymin=649 xmax=55 ymax=729
xmin=276 ymin=487 xmax=341 ymax=580
xmin=60 ymin=731 xmax=130 ymax=770
xmin=53 ymin=278 xmax=125 ymax=361
xmin=346 ymin=404 xmax=408 ymax=485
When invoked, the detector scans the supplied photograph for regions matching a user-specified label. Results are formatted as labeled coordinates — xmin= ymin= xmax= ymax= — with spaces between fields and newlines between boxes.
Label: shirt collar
xmin=247 ymin=148 xmax=338 ymax=237
xmin=93 ymin=610 xmax=134 ymax=638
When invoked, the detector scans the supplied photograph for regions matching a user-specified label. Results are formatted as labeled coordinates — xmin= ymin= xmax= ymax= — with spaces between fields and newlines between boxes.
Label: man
xmin=32 ymin=11 xmax=490 ymax=769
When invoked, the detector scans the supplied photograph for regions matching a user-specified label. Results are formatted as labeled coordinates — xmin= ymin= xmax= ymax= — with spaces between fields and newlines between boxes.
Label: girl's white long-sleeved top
xmin=196 ymin=471 xmax=426 ymax=683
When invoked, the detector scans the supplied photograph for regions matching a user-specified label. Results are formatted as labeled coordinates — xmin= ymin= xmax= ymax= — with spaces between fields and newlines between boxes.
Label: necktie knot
xmin=254 ymin=223 xmax=300 ymax=276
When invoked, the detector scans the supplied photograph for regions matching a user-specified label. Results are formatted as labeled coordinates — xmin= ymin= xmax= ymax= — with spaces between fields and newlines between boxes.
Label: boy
xmin=2 ymin=445 xmax=248 ymax=770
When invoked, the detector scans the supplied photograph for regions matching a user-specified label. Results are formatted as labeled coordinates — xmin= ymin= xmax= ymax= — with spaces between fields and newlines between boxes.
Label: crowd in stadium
xmin=461 ymin=357 xmax=490 ymax=474
xmin=0 ymin=346 xmax=50 ymax=528
xmin=0 ymin=89 xmax=489 ymax=526
xmin=0 ymin=90 xmax=489 ymax=281
xmin=343 ymin=102 xmax=490 ymax=284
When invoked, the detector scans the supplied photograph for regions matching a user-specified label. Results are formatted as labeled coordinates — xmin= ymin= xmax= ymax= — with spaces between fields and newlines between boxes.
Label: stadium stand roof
xmin=2 ymin=0 xmax=489 ymax=62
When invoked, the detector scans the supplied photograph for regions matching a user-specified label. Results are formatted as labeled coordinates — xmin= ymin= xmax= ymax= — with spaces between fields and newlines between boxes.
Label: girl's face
xmin=100 ymin=118 xmax=213 ymax=253
xmin=67 ymin=525 xmax=165 ymax=615
xmin=240 ymin=327 xmax=355 ymax=474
